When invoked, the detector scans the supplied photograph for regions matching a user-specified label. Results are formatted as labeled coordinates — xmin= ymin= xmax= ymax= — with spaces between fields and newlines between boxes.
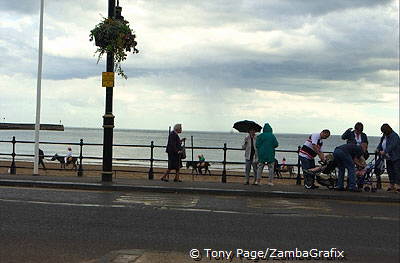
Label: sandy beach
xmin=0 ymin=160 xmax=302 ymax=185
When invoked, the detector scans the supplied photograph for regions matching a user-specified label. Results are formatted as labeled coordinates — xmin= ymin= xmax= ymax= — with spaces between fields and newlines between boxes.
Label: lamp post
xmin=102 ymin=0 xmax=117 ymax=182
xmin=33 ymin=0 xmax=45 ymax=176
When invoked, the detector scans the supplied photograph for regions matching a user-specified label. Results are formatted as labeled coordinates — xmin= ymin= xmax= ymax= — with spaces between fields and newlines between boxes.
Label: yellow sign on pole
xmin=102 ymin=72 xmax=114 ymax=87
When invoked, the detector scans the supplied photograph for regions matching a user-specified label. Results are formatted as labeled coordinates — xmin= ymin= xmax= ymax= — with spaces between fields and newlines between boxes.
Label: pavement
xmin=1 ymin=173 xmax=399 ymax=203
xmin=1 ymin=173 xmax=399 ymax=263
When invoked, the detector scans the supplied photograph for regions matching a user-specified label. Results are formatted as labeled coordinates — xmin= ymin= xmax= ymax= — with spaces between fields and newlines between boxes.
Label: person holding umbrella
xmin=241 ymin=128 xmax=258 ymax=185
xmin=255 ymin=123 xmax=279 ymax=186
xmin=234 ymin=120 xmax=262 ymax=185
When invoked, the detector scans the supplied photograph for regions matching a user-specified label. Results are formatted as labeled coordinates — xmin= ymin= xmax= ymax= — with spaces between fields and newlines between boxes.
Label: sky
xmin=0 ymin=0 xmax=399 ymax=136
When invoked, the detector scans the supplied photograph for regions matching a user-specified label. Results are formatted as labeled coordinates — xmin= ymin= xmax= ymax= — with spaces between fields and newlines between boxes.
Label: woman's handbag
xmin=181 ymin=144 xmax=187 ymax=159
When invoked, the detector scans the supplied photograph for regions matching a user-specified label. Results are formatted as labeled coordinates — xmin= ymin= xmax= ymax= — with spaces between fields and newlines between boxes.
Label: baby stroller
xmin=356 ymin=156 xmax=385 ymax=192
xmin=305 ymin=154 xmax=338 ymax=190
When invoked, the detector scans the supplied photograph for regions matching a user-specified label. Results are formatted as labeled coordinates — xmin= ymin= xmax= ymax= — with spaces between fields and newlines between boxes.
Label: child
xmin=198 ymin=154 xmax=205 ymax=168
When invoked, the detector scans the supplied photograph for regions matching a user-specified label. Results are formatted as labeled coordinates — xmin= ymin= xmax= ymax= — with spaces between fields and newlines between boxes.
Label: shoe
xmin=244 ymin=182 xmax=249 ymax=185
xmin=253 ymin=181 xmax=259 ymax=185
xmin=387 ymin=188 xmax=395 ymax=192
xmin=267 ymin=182 xmax=274 ymax=186
xmin=305 ymin=184 xmax=318 ymax=189
xmin=173 ymin=179 xmax=182 ymax=182
xmin=349 ymin=188 xmax=362 ymax=192
xmin=161 ymin=178 xmax=168 ymax=182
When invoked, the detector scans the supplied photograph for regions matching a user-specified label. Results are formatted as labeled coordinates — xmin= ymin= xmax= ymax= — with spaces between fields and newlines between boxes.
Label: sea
xmin=0 ymin=128 xmax=382 ymax=171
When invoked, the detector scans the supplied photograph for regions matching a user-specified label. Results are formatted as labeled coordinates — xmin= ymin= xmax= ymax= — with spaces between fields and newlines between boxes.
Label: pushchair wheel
xmin=364 ymin=186 xmax=371 ymax=192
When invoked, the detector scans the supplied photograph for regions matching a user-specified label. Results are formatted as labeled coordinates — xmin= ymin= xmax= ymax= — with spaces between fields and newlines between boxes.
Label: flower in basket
xmin=89 ymin=17 xmax=139 ymax=79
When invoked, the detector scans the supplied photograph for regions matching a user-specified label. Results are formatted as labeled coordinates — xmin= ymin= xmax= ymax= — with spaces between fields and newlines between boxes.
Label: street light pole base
xmin=102 ymin=172 xmax=113 ymax=182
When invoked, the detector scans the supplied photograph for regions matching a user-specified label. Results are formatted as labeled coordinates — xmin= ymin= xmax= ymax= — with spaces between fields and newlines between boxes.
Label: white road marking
xmin=0 ymin=198 xmax=126 ymax=208
xmin=164 ymin=207 xmax=400 ymax=221
xmin=114 ymin=193 xmax=199 ymax=208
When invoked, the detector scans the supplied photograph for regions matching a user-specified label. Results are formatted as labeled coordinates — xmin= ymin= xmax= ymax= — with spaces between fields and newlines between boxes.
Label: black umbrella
xmin=233 ymin=120 xmax=262 ymax=133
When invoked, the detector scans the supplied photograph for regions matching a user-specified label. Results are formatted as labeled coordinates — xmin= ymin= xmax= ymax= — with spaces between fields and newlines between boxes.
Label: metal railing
xmin=0 ymin=136 xmax=304 ymax=183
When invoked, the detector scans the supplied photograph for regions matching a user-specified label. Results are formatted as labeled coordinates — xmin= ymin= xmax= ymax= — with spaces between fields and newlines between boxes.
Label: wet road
xmin=0 ymin=186 xmax=399 ymax=262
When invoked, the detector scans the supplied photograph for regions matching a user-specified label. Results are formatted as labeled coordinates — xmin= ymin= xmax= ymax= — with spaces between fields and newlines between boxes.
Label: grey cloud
xmin=0 ymin=52 xmax=100 ymax=80
xmin=1 ymin=0 xmax=397 ymax=95
xmin=141 ymin=0 xmax=393 ymax=30
xmin=1 ymin=0 xmax=392 ymax=25
xmin=0 ymin=0 xmax=102 ymax=15
xmin=42 ymin=55 xmax=101 ymax=80
xmin=144 ymin=0 xmax=391 ymax=16
xmin=242 ymin=0 xmax=392 ymax=17
xmin=0 ymin=0 xmax=39 ymax=14
xmin=118 ymin=57 xmax=397 ymax=106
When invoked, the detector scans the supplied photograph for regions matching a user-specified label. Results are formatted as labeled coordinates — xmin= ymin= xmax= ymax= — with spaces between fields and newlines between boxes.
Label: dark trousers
xmin=38 ymin=158 xmax=46 ymax=169
xmin=333 ymin=149 xmax=356 ymax=189
xmin=299 ymin=156 xmax=316 ymax=187
xmin=387 ymin=159 xmax=400 ymax=185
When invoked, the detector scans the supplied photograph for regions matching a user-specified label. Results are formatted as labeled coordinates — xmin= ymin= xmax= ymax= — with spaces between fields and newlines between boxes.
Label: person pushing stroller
xmin=299 ymin=130 xmax=331 ymax=189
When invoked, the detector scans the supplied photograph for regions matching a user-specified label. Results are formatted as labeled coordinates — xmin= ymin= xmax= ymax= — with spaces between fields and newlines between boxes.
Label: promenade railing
xmin=0 ymin=136 xmax=309 ymax=184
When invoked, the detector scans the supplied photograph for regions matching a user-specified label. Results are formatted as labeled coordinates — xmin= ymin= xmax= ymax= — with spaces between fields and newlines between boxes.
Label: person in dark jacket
xmin=377 ymin=124 xmax=400 ymax=192
xmin=161 ymin=124 xmax=186 ymax=182
xmin=333 ymin=143 xmax=367 ymax=192
xmin=342 ymin=122 xmax=368 ymax=145
xmin=38 ymin=149 xmax=46 ymax=170
xmin=342 ymin=122 xmax=369 ymax=159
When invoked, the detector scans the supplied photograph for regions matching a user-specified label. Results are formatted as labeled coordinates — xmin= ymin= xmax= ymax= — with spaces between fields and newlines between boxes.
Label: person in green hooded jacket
xmin=255 ymin=123 xmax=279 ymax=185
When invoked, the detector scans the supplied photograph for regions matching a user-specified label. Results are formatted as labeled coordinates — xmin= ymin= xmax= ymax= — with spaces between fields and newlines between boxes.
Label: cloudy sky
xmin=0 ymin=0 xmax=398 ymax=135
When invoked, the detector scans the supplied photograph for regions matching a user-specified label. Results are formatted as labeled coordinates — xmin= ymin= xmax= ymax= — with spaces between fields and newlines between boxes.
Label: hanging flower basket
xmin=89 ymin=17 xmax=139 ymax=79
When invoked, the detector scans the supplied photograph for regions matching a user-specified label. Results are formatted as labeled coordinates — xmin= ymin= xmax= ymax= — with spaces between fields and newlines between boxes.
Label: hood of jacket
xmin=262 ymin=123 xmax=272 ymax=133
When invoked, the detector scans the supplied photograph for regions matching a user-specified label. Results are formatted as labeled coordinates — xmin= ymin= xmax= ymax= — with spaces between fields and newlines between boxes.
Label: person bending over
xmin=333 ymin=143 xmax=367 ymax=192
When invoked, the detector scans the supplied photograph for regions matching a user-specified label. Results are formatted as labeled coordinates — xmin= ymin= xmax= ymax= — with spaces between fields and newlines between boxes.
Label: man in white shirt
xmin=299 ymin=130 xmax=330 ymax=189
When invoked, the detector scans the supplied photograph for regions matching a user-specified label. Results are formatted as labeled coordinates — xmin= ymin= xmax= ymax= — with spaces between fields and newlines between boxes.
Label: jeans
xmin=245 ymin=159 xmax=258 ymax=183
xmin=387 ymin=159 xmax=400 ymax=185
xmin=333 ymin=148 xmax=356 ymax=189
xmin=257 ymin=162 xmax=274 ymax=183
xmin=299 ymin=156 xmax=316 ymax=187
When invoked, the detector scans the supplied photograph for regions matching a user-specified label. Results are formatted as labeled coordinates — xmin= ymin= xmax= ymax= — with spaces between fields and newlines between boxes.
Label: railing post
xmin=10 ymin=136 xmax=16 ymax=174
xmin=77 ymin=139 xmax=84 ymax=177
xmin=191 ymin=135 xmax=194 ymax=162
xmin=296 ymin=145 xmax=301 ymax=185
xmin=222 ymin=143 xmax=227 ymax=183
xmin=148 ymin=141 xmax=154 ymax=180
